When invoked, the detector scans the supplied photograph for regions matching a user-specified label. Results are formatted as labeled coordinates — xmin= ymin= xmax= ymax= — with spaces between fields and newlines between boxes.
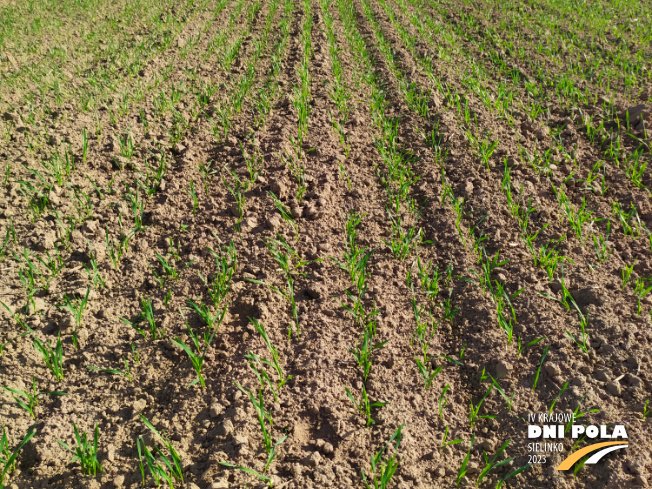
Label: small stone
xmin=210 ymin=403 xmax=224 ymax=418
xmin=535 ymin=127 xmax=550 ymax=140
xmin=322 ymin=442 xmax=334 ymax=454
xmin=594 ymin=368 xmax=610 ymax=382
xmin=211 ymin=481 xmax=230 ymax=489
xmin=481 ymin=439 xmax=495 ymax=452
xmin=269 ymin=180 xmax=288 ymax=199
xmin=113 ymin=474 xmax=125 ymax=487
xmin=306 ymin=284 xmax=326 ymax=300
xmin=133 ymin=398 xmax=147 ymax=412
xmin=435 ymin=467 xmax=446 ymax=477
xmin=290 ymin=205 xmax=303 ymax=218
xmin=244 ymin=217 xmax=258 ymax=230
xmin=495 ymin=361 xmax=512 ymax=378
xmin=267 ymin=215 xmax=281 ymax=230
xmin=625 ymin=374 xmax=643 ymax=388
xmin=544 ymin=363 xmax=561 ymax=377
xmin=234 ymin=434 xmax=248 ymax=446
xmin=41 ymin=232 xmax=56 ymax=250
xmin=218 ymin=419 xmax=234 ymax=436
xmin=548 ymin=164 xmax=558 ymax=171
xmin=172 ymin=143 xmax=186 ymax=155
xmin=605 ymin=381 xmax=621 ymax=396
xmin=306 ymin=451 xmax=322 ymax=467
xmin=229 ymin=203 xmax=241 ymax=217
xmin=621 ymin=104 xmax=648 ymax=124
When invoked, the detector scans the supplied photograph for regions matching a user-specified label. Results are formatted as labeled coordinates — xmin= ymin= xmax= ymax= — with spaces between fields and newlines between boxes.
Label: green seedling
xmin=549 ymin=382 xmax=569 ymax=414
xmin=200 ymin=241 xmax=237 ymax=308
xmin=235 ymin=381 xmax=285 ymax=468
xmin=414 ymin=356 xmax=443 ymax=389
xmin=469 ymin=385 xmax=495 ymax=429
xmin=58 ymin=286 xmax=90 ymax=350
xmin=0 ymin=301 xmax=29 ymax=331
xmin=591 ymin=222 xmax=612 ymax=264
xmin=131 ymin=342 xmax=141 ymax=365
xmin=240 ymin=142 xmax=263 ymax=183
xmin=137 ymin=414 xmax=183 ymax=487
xmin=33 ymin=334 xmax=64 ymax=382
xmin=245 ymin=351 xmax=279 ymax=402
xmin=0 ymin=332 xmax=29 ymax=356
xmin=2 ymin=377 xmax=65 ymax=418
xmin=0 ymin=426 xmax=36 ymax=487
xmin=346 ymin=385 xmax=387 ymax=428
xmin=219 ymin=462 xmax=273 ymax=487
xmin=456 ymin=435 xmax=475 ymax=486
xmin=383 ymin=211 xmax=429 ymax=260
xmin=477 ymin=440 xmax=515 ymax=486
xmin=622 ymin=258 xmax=637 ymax=289
xmin=87 ymin=358 xmax=132 ymax=383
xmin=185 ymin=299 xmax=224 ymax=329
xmin=247 ymin=234 xmax=313 ymax=338
xmin=348 ymin=326 xmax=387 ymax=382
xmin=120 ymin=296 xmax=163 ymax=340
xmin=496 ymin=463 xmax=533 ymax=489
xmin=414 ymin=257 xmax=440 ymax=302
xmin=441 ymin=425 xmax=463 ymax=450
xmin=84 ymin=246 xmax=105 ymax=289
xmin=57 ymin=424 xmax=102 ymax=476
xmin=223 ymin=170 xmax=248 ymax=229
xmin=517 ymin=336 xmax=545 ymax=358
xmin=185 ymin=179 xmax=199 ymax=215
xmin=37 ymin=246 xmax=65 ymax=280
xmin=331 ymin=210 xmax=373 ymax=294
xmin=268 ymin=191 xmax=298 ymax=239
xmin=552 ymin=183 xmax=601 ymax=243
xmin=361 ymin=424 xmax=403 ymax=489
xmin=170 ymin=313 xmax=220 ymax=388
xmin=642 ymin=399 xmax=650 ymax=420
xmin=249 ymin=317 xmax=292 ymax=389
xmin=634 ymin=278 xmax=652 ymax=315
xmin=533 ymin=345 xmax=549 ymax=391
xmin=198 ymin=160 xmax=221 ymax=193
xmin=489 ymin=374 xmax=514 ymax=411
xmin=438 ymin=384 xmax=450 ymax=419
xmin=154 ymin=252 xmax=178 ymax=281
xmin=566 ymin=297 xmax=589 ymax=353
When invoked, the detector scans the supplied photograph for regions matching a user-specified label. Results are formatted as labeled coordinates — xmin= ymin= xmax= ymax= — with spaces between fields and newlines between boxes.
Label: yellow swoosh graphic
xmin=556 ymin=441 xmax=628 ymax=470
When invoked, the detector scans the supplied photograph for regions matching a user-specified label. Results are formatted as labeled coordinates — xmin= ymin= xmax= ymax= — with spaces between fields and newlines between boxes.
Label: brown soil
xmin=0 ymin=0 xmax=650 ymax=488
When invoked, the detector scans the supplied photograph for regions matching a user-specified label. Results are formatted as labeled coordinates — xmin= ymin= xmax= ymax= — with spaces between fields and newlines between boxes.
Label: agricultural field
xmin=0 ymin=0 xmax=651 ymax=487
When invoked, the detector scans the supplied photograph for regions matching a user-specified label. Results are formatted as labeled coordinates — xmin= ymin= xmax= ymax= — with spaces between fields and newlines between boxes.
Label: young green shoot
xmin=533 ymin=345 xmax=550 ymax=391
xmin=2 ymin=377 xmax=65 ymax=418
xmin=87 ymin=358 xmax=133 ymax=383
xmin=361 ymin=424 xmax=403 ymax=489
xmin=57 ymin=424 xmax=102 ymax=476
xmin=137 ymin=414 xmax=183 ymax=487
xmin=33 ymin=333 xmax=64 ymax=382
xmin=456 ymin=435 xmax=475 ymax=486
xmin=0 ymin=426 xmax=36 ymax=487
xmin=58 ymin=286 xmax=90 ymax=350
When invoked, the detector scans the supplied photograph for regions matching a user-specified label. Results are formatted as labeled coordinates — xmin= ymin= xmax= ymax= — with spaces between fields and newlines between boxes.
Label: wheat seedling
xmin=57 ymin=424 xmax=102 ymax=476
